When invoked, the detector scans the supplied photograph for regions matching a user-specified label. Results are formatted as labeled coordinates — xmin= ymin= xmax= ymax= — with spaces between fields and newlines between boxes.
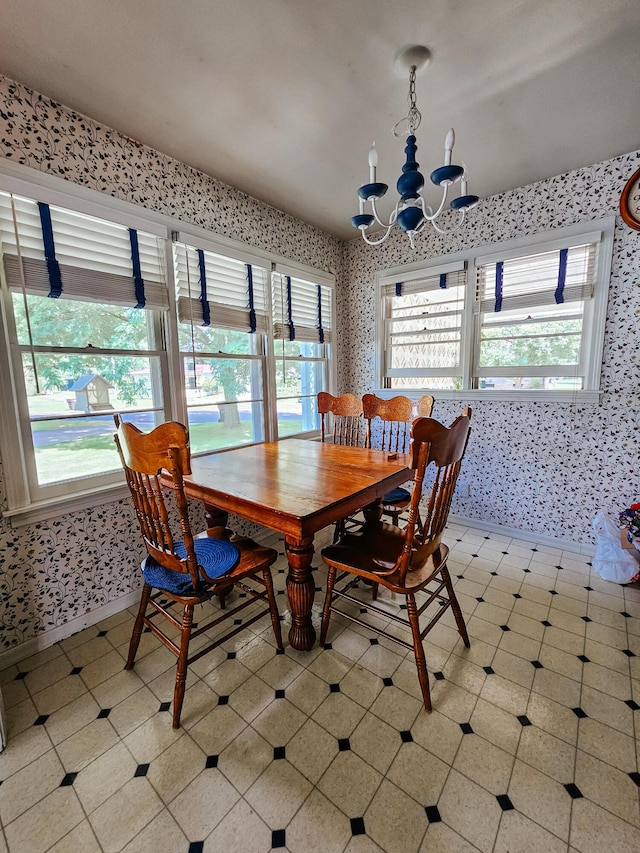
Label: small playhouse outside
xmin=69 ymin=374 xmax=114 ymax=412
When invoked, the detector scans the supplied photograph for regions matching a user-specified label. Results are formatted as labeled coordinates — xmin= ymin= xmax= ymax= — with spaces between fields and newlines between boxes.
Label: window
xmin=173 ymin=235 xmax=270 ymax=453
xmin=377 ymin=220 xmax=614 ymax=402
xmin=272 ymin=267 xmax=333 ymax=437
xmin=0 ymin=169 xmax=336 ymax=520
xmin=380 ymin=263 xmax=466 ymax=391
xmin=0 ymin=190 xmax=169 ymax=504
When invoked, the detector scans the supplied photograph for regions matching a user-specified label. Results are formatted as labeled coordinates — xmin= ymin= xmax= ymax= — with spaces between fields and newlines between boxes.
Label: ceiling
xmin=1 ymin=0 xmax=639 ymax=240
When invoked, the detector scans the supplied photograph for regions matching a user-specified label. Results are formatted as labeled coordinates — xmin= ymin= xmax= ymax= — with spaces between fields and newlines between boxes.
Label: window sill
xmin=375 ymin=389 xmax=602 ymax=405
xmin=3 ymin=482 xmax=131 ymax=527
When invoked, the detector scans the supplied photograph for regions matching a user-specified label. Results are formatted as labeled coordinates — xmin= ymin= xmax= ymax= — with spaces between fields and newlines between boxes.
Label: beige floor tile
xmin=356 ymin=642 xmax=406 ymax=677
xmin=89 ymin=777 xmax=164 ymax=852
xmin=364 ymin=778 xmax=428 ymax=853
xmin=543 ymin=625 xmax=585 ymax=655
xmin=121 ymin=810 xmax=188 ymax=853
xmin=339 ymin=663 xmax=385 ymax=708
xmin=225 ymin=673 xmax=274 ymax=723
xmin=0 ymin=746 xmax=63 ymax=825
xmin=312 ymin=691 xmax=367 ymax=739
xmin=0 ymin=725 xmax=54 ymax=779
xmin=419 ymin=821 xmax=481 ymax=852
xmin=107 ymin=686 xmax=162 ymax=737
xmin=146 ymin=732 xmax=207 ymax=803
xmin=286 ymin=789 xmax=352 ymax=853
xmin=79 ymin=649 xmax=127 ymax=690
xmin=551 ymin=594 xmax=588 ymax=617
xmin=56 ymin=718 xmax=120 ymax=773
xmin=494 ymin=809 xmax=568 ymax=853
xmin=387 ymin=740 xmax=449 ymax=803
xmin=186 ymin=704 xmax=247 ymax=757
xmin=443 ymin=656 xmax=487 ymax=695
xmin=369 ymin=684 xmax=421 ymax=730
xmin=24 ymin=654 xmax=74 ymax=695
xmin=570 ymin=797 xmax=640 ymax=853
xmin=308 ymin=647 xmax=355 ymax=684
xmin=244 ymin=759 xmax=313 ymax=827
xmin=318 ymin=749 xmax=383 ymax=816
xmin=538 ymin=645 xmax=583 ymax=682
xmin=217 ymin=725 xmax=274 ymax=793
xmin=3 ymin=696 xmax=38 ymax=737
xmin=438 ymin=769 xmax=502 ymax=853
xmin=579 ymin=684 xmax=634 ymax=734
xmin=0 ymin=676 xmax=29 ymax=710
xmin=123 ymin=644 xmax=175 ymax=684
xmin=507 ymin=759 xmax=571 ymax=841
xmin=204 ymin=657 xmax=254 ymax=697
xmin=44 ymin=693 xmax=102 ymax=748
xmin=285 ymin=668 xmax=331 ymax=716
xmin=577 ymin=717 xmax=636 ymax=772
xmin=506 ymin=613 xmax=545 ymax=642
xmin=330 ymin=626 xmax=373 ymax=662
xmin=66 ymin=635 xmax=114 ymax=668
xmin=48 ymin=820 xmax=102 ymax=852
xmin=469 ymin=697 xmax=522 ymax=755
xmin=516 ymin=725 xmax=575 ymax=783
xmin=498 ymin=628 xmax=541 ymax=662
xmin=581 ymin=661 xmax=632 ymax=700
xmin=575 ymin=749 xmax=640 ymax=826
xmin=453 ymin=732 xmax=514 ymax=794
xmin=16 ymin=644 xmax=64 ymax=674
xmin=490 ymin=650 xmax=535 ymax=689
xmin=532 ymin=668 xmax=582 ymax=708
xmin=480 ymin=673 xmax=530 ymax=717
xmin=203 ymin=799 xmax=271 ymax=853
xmin=32 ymin=673 xmax=89 ymax=715
xmin=251 ymin=697 xmax=307 ymax=746
xmin=525 ymin=692 xmax=579 ymax=745
xmin=73 ymin=740 xmax=137 ymax=813
xmin=4 ymin=786 xmax=84 ymax=853
xmin=466 ymin=615 xmax=503 ymax=646
xmin=91 ymin=668 xmax=145 ymax=709
xmin=584 ymin=639 xmax=630 ymax=674
xmin=168 ymin=766 xmax=241 ymax=840
xmin=452 ymin=637 xmax=495 ymax=669
xmin=287 ymin=717 xmax=340 ymax=784
xmin=123 ymin=714 xmax=186 ymax=764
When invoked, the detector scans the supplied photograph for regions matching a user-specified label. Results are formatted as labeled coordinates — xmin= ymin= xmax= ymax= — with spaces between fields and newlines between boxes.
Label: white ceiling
xmin=1 ymin=0 xmax=639 ymax=240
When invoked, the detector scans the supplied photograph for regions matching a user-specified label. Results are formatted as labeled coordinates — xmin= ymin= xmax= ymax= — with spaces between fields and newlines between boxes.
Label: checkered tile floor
xmin=1 ymin=521 xmax=639 ymax=852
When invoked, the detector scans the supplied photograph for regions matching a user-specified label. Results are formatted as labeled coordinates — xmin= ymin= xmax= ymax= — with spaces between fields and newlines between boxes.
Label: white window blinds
xmin=173 ymin=236 xmax=269 ymax=333
xmin=0 ymin=191 xmax=168 ymax=309
xmin=272 ymin=270 xmax=333 ymax=343
xmin=475 ymin=241 xmax=598 ymax=314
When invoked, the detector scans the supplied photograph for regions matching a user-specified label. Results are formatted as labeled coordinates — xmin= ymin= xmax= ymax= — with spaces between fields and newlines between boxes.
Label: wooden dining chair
xmin=318 ymin=391 xmax=364 ymax=446
xmin=114 ymin=415 xmax=283 ymax=728
xmin=362 ymin=393 xmax=434 ymax=525
xmin=320 ymin=409 xmax=472 ymax=711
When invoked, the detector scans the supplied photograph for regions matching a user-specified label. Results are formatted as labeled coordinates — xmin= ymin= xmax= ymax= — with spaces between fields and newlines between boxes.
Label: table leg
xmin=284 ymin=535 xmax=316 ymax=650
xmin=203 ymin=504 xmax=229 ymax=530
xmin=362 ymin=497 xmax=383 ymax=527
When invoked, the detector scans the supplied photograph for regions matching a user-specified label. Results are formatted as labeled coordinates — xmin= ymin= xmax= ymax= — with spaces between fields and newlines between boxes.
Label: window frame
xmin=375 ymin=218 xmax=615 ymax=403
xmin=0 ymin=161 xmax=336 ymax=524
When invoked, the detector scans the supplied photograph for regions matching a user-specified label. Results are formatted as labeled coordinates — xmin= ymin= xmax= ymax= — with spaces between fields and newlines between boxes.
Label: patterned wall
xmin=0 ymin=73 xmax=638 ymax=652
xmin=0 ymin=76 xmax=341 ymax=650
xmin=340 ymin=154 xmax=640 ymax=546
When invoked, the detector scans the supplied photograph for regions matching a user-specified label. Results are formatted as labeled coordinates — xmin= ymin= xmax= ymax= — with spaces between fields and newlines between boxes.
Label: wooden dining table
xmin=180 ymin=439 xmax=412 ymax=650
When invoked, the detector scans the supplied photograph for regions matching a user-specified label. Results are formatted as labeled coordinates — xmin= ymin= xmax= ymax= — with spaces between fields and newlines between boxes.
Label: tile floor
xmin=1 ymin=521 xmax=639 ymax=853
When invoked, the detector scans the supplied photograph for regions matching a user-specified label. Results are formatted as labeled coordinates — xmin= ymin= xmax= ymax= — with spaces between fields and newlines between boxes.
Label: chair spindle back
xmin=317 ymin=392 xmax=363 ymax=446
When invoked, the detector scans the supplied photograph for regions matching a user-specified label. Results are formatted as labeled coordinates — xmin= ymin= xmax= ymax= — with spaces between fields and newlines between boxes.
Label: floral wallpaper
xmin=0 ymin=72 xmax=638 ymax=653
xmin=0 ymin=75 xmax=340 ymax=651
xmin=340 ymin=153 xmax=640 ymax=549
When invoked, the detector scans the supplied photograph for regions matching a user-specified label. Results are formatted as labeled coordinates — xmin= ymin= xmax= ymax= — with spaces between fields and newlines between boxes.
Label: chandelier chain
xmin=407 ymin=66 xmax=421 ymax=134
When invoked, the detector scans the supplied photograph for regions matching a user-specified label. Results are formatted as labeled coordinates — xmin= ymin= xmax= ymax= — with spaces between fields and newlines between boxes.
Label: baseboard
xmin=0 ymin=590 xmax=141 ymax=670
xmin=448 ymin=514 xmax=595 ymax=557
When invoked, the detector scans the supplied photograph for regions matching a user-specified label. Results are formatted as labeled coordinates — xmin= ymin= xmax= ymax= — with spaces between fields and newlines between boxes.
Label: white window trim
xmin=0 ymin=160 xmax=336 ymax=525
xmin=375 ymin=218 xmax=615 ymax=404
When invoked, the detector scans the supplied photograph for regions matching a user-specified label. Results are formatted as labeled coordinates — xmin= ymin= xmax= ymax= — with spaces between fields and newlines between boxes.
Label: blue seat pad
xmin=143 ymin=537 xmax=240 ymax=595
xmin=383 ymin=486 xmax=411 ymax=504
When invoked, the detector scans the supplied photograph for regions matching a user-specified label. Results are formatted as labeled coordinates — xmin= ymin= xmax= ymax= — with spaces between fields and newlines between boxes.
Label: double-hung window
xmin=173 ymin=234 xmax=269 ymax=453
xmin=0 ymin=189 xmax=169 ymax=506
xmin=380 ymin=262 xmax=467 ymax=391
xmin=272 ymin=266 xmax=333 ymax=436
xmin=377 ymin=219 xmax=614 ymax=401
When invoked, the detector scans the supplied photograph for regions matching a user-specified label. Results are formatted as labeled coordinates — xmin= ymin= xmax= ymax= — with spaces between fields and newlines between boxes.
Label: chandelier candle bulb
xmin=369 ymin=143 xmax=378 ymax=183
xmin=444 ymin=129 xmax=455 ymax=166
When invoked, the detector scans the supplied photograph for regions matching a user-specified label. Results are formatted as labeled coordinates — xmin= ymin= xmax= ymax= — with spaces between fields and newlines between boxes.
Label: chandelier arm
xmin=361 ymin=225 xmax=394 ymax=246
xmin=370 ymin=197 xmax=399 ymax=229
xmin=431 ymin=208 xmax=466 ymax=235
xmin=421 ymin=184 xmax=450 ymax=221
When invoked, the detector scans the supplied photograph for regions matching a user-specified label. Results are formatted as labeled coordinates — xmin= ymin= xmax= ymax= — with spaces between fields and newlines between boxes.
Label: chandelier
xmin=351 ymin=45 xmax=479 ymax=248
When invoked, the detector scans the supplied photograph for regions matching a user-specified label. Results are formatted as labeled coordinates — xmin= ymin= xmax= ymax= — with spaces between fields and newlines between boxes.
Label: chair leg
xmin=371 ymin=581 xmax=379 ymax=601
xmin=319 ymin=566 xmax=337 ymax=645
xmin=172 ymin=603 xmax=194 ymax=729
xmin=442 ymin=566 xmax=470 ymax=647
xmin=262 ymin=568 xmax=284 ymax=650
xmin=333 ymin=519 xmax=345 ymax=543
xmin=406 ymin=592 xmax=432 ymax=711
xmin=125 ymin=583 xmax=151 ymax=670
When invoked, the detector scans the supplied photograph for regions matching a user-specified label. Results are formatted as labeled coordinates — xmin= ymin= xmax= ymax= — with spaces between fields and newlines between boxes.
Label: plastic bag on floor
xmin=592 ymin=511 xmax=640 ymax=583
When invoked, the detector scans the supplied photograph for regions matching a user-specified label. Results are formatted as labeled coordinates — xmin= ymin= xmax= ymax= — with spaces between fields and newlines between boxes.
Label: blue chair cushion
xmin=383 ymin=486 xmax=411 ymax=504
xmin=142 ymin=537 xmax=240 ymax=595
